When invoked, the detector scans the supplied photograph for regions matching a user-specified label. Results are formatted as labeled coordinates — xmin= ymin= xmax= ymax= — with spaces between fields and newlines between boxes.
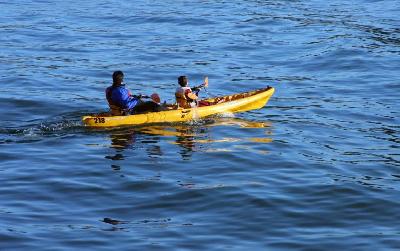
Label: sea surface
xmin=1 ymin=0 xmax=399 ymax=250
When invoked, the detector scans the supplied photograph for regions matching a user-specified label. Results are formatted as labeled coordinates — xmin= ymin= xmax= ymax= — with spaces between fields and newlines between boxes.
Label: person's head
xmin=112 ymin=71 xmax=124 ymax=85
xmin=178 ymin=76 xmax=188 ymax=87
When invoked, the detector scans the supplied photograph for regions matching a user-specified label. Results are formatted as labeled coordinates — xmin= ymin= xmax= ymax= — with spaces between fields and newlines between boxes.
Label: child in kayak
xmin=175 ymin=75 xmax=209 ymax=108
xmin=106 ymin=71 xmax=161 ymax=115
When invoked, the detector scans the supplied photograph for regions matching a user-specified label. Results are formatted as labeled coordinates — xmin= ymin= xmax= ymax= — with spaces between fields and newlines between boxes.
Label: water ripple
xmin=1 ymin=0 xmax=400 ymax=250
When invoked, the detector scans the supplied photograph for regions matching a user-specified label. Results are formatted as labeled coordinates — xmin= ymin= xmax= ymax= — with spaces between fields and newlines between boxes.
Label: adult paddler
xmin=105 ymin=71 xmax=161 ymax=115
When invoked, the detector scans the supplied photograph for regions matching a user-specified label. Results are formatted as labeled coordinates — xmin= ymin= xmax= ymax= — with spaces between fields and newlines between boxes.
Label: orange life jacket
xmin=175 ymin=86 xmax=198 ymax=108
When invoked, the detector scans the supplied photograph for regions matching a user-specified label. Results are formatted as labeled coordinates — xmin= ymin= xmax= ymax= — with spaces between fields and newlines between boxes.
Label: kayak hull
xmin=82 ymin=86 xmax=274 ymax=127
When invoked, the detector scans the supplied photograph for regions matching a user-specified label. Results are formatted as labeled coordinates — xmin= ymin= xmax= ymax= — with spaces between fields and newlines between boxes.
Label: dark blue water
xmin=1 ymin=1 xmax=399 ymax=250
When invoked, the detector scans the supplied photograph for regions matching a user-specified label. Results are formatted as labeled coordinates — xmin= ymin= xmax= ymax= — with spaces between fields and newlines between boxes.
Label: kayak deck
xmin=82 ymin=86 xmax=274 ymax=127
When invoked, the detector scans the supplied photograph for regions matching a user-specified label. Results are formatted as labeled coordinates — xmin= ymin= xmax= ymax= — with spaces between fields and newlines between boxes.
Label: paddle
xmin=201 ymin=76 xmax=215 ymax=98
xmin=133 ymin=93 xmax=161 ymax=103
xmin=193 ymin=76 xmax=209 ymax=91
xmin=203 ymin=76 xmax=209 ymax=88
xmin=192 ymin=76 xmax=215 ymax=107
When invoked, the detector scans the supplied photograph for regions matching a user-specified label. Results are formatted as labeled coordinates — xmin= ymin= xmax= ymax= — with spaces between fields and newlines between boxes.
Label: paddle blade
xmin=151 ymin=93 xmax=161 ymax=103
xmin=204 ymin=76 xmax=209 ymax=87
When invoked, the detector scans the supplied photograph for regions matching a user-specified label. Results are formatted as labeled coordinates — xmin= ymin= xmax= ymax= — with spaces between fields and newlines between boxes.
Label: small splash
xmin=193 ymin=137 xmax=241 ymax=144
xmin=203 ymin=148 xmax=233 ymax=152
xmin=217 ymin=112 xmax=235 ymax=118
xmin=191 ymin=106 xmax=200 ymax=120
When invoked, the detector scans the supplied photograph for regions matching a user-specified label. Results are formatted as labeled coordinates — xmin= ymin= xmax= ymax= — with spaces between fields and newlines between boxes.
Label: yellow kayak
xmin=82 ymin=86 xmax=274 ymax=127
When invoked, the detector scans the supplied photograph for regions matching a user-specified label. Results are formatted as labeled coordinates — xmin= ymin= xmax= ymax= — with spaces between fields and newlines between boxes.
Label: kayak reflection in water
xmin=122 ymin=125 xmax=212 ymax=160
xmin=143 ymin=125 xmax=210 ymax=160
xmin=175 ymin=126 xmax=197 ymax=160
xmin=105 ymin=129 xmax=163 ymax=170
xmin=105 ymin=70 xmax=163 ymax=115
xmin=108 ymin=129 xmax=164 ymax=157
